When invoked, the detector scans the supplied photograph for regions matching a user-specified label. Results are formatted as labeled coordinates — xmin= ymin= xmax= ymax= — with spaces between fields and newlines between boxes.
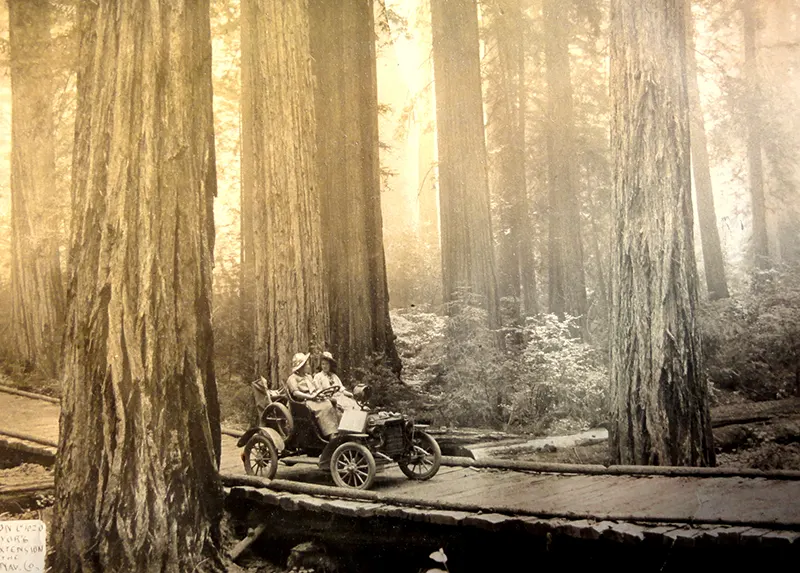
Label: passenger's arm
xmin=287 ymin=377 xmax=314 ymax=400
xmin=293 ymin=389 xmax=315 ymax=400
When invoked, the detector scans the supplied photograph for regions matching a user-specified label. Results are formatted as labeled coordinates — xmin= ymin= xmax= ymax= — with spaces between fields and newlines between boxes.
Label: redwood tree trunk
xmin=608 ymin=0 xmax=715 ymax=467
xmin=309 ymin=0 xmax=401 ymax=377
xmin=51 ymin=1 xmax=224 ymax=570
xmin=743 ymin=0 xmax=770 ymax=270
xmin=543 ymin=0 xmax=588 ymax=331
xmin=684 ymin=0 xmax=729 ymax=300
xmin=430 ymin=0 xmax=501 ymax=329
xmin=239 ymin=0 xmax=257 ymax=418
xmin=762 ymin=0 xmax=800 ymax=264
xmin=8 ymin=0 xmax=65 ymax=377
xmin=242 ymin=0 xmax=329 ymax=387
xmin=485 ymin=0 xmax=529 ymax=322
xmin=416 ymin=27 xmax=440 ymax=266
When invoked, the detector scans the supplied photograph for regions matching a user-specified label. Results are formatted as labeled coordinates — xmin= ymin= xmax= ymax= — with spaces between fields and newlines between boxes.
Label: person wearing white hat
xmin=285 ymin=351 xmax=340 ymax=438
xmin=313 ymin=352 xmax=359 ymax=411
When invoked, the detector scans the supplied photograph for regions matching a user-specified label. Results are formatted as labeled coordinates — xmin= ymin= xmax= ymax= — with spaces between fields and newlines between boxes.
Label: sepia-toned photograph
xmin=0 ymin=0 xmax=799 ymax=571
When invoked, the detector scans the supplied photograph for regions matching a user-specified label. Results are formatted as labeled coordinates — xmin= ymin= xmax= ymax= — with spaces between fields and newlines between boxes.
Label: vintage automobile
xmin=237 ymin=377 xmax=442 ymax=490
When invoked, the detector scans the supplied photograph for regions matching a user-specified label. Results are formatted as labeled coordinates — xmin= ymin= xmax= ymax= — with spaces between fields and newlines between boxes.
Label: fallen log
xmin=0 ymin=480 xmax=54 ymax=513
xmin=0 ymin=383 xmax=60 ymax=404
xmin=711 ymin=398 xmax=800 ymax=428
xmin=438 ymin=455 xmax=800 ymax=479
xmin=0 ymin=429 xmax=58 ymax=449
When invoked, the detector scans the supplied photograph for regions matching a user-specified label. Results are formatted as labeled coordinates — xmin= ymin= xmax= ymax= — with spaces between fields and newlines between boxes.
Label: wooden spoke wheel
xmin=243 ymin=433 xmax=278 ymax=480
xmin=260 ymin=402 xmax=293 ymax=440
xmin=330 ymin=442 xmax=376 ymax=490
xmin=398 ymin=430 xmax=441 ymax=481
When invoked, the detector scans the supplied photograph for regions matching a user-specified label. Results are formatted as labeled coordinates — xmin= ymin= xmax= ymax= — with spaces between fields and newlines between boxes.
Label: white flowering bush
xmin=415 ymin=289 xmax=609 ymax=434
xmin=510 ymin=314 xmax=608 ymax=433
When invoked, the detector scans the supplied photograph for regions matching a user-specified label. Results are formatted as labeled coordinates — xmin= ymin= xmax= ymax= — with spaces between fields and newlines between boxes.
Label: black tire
xmin=243 ymin=433 xmax=278 ymax=479
xmin=398 ymin=430 xmax=441 ymax=480
xmin=330 ymin=442 xmax=377 ymax=490
xmin=261 ymin=402 xmax=293 ymax=440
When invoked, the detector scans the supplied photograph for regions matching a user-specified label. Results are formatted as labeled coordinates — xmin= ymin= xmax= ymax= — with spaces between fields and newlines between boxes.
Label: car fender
xmin=318 ymin=434 xmax=365 ymax=468
xmin=236 ymin=427 xmax=285 ymax=452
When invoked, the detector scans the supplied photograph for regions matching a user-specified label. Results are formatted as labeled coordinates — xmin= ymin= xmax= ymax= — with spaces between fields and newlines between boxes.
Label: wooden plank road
xmin=4 ymin=385 xmax=800 ymax=543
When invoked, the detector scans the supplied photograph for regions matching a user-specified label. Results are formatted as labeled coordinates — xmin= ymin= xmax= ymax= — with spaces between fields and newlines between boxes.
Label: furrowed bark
xmin=309 ymin=0 xmax=401 ymax=377
xmin=242 ymin=0 xmax=329 ymax=387
xmin=51 ymin=1 xmax=224 ymax=570
xmin=608 ymin=0 xmax=715 ymax=467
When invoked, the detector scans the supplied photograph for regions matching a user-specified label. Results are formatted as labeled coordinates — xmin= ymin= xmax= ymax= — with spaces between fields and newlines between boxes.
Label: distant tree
xmin=238 ymin=0 xmax=257 ymax=383
xmin=309 ymin=0 xmax=401 ymax=377
xmin=685 ymin=0 xmax=730 ymax=300
xmin=241 ymin=0 xmax=329 ymax=387
xmin=8 ymin=0 xmax=65 ymax=376
xmin=742 ymin=0 xmax=770 ymax=270
xmin=608 ymin=0 xmax=715 ymax=466
xmin=543 ymin=0 xmax=588 ymax=334
xmin=760 ymin=0 xmax=800 ymax=264
xmin=51 ymin=0 xmax=224 ymax=570
xmin=483 ymin=0 xmax=538 ymax=320
xmin=413 ymin=0 xmax=441 ymax=272
xmin=430 ymin=0 xmax=501 ymax=328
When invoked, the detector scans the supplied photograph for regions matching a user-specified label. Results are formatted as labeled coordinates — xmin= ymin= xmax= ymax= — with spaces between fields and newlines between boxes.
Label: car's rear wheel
xmin=398 ymin=430 xmax=441 ymax=480
xmin=261 ymin=402 xmax=293 ymax=440
xmin=243 ymin=433 xmax=279 ymax=480
xmin=330 ymin=442 xmax=376 ymax=490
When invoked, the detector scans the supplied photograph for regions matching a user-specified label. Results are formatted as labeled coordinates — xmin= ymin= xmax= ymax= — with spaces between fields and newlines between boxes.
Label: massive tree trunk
xmin=309 ymin=0 xmax=401 ymax=378
xmin=51 ymin=1 xmax=224 ymax=571
xmin=543 ymin=0 xmax=588 ymax=331
xmin=684 ymin=0 xmax=729 ymax=300
xmin=430 ymin=0 xmax=501 ymax=329
xmin=608 ymin=0 xmax=715 ymax=467
xmin=8 ymin=0 xmax=65 ymax=377
xmin=242 ymin=0 xmax=328 ymax=388
xmin=742 ymin=0 xmax=770 ymax=270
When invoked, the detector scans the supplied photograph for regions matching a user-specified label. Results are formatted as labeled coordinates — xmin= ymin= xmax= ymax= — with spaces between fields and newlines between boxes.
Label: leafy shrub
xmin=408 ymin=288 xmax=609 ymax=435
xmin=699 ymin=263 xmax=800 ymax=401
xmin=511 ymin=313 xmax=608 ymax=433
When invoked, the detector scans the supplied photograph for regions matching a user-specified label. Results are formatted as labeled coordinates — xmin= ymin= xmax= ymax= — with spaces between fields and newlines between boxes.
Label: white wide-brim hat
xmin=291 ymin=352 xmax=310 ymax=373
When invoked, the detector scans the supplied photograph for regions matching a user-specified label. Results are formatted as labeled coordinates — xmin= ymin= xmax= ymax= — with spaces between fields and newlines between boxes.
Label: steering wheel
xmin=313 ymin=386 xmax=339 ymax=400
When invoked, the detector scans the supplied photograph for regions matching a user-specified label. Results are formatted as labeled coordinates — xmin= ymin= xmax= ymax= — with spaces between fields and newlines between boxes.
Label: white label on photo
xmin=0 ymin=520 xmax=46 ymax=572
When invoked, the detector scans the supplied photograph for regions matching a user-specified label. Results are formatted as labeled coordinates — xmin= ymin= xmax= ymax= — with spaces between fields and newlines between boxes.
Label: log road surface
xmin=3 ymin=384 xmax=800 ymax=544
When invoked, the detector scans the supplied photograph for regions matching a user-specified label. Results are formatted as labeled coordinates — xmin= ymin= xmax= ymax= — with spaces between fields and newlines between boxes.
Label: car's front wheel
xmin=398 ymin=430 xmax=441 ymax=480
xmin=330 ymin=442 xmax=376 ymax=490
